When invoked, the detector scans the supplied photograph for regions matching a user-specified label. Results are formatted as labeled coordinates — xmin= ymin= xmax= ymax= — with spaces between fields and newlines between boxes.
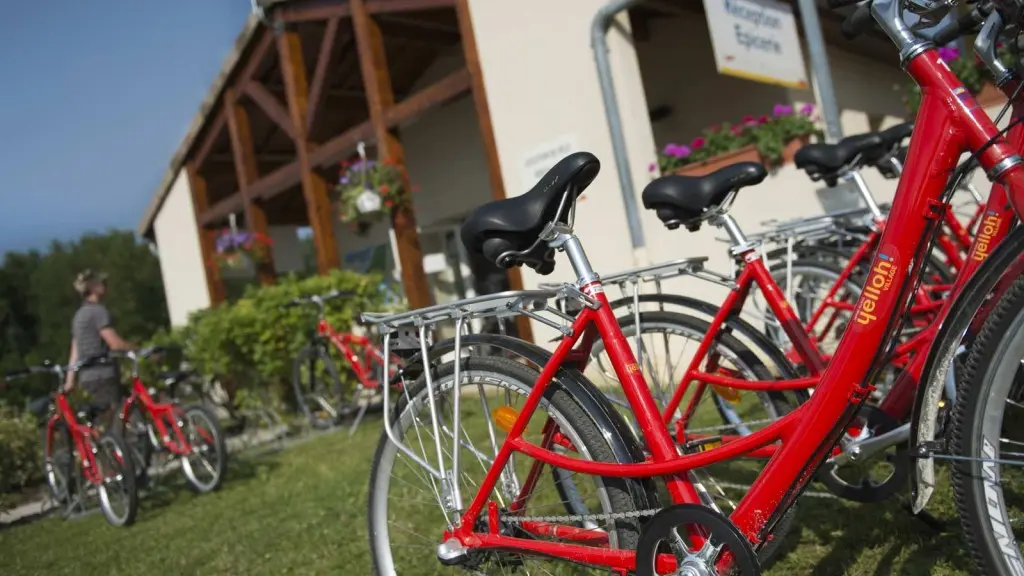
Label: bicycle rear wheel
xmin=950 ymin=274 xmax=1024 ymax=575
xmin=292 ymin=344 xmax=345 ymax=429
xmin=368 ymin=355 xmax=654 ymax=574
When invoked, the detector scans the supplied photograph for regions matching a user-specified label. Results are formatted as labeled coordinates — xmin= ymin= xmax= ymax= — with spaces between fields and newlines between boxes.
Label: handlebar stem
xmin=871 ymin=0 xmax=933 ymax=65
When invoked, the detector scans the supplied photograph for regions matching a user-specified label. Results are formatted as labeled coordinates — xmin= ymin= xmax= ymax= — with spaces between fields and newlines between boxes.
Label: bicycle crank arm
xmin=830 ymin=422 xmax=910 ymax=467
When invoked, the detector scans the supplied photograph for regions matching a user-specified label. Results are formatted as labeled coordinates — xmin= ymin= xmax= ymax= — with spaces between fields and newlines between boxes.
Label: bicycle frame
xmin=316 ymin=318 xmax=392 ymax=390
xmin=47 ymin=394 xmax=104 ymax=485
xmin=120 ymin=378 xmax=200 ymax=457
xmin=441 ymin=49 xmax=1024 ymax=571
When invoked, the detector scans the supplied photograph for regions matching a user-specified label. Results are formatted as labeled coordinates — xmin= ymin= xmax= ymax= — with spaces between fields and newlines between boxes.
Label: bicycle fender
xmin=910 ymin=225 xmax=1024 ymax=513
xmin=390 ymin=333 xmax=657 ymax=504
xmin=607 ymin=294 xmax=800 ymax=380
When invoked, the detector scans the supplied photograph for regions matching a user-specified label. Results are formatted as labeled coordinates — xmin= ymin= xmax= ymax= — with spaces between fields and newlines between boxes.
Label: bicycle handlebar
xmin=280 ymin=289 xmax=354 ymax=310
xmin=929 ymin=5 xmax=989 ymax=45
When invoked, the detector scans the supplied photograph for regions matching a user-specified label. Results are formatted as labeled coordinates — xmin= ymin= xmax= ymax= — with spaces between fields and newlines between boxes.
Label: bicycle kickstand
xmin=348 ymin=385 xmax=369 ymax=437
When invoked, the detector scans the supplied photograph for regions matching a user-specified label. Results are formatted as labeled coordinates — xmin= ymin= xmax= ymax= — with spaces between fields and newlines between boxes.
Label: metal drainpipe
xmin=592 ymin=0 xmax=648 ymax=261
xmin=796 ymin=0 xmax=844 ymax=142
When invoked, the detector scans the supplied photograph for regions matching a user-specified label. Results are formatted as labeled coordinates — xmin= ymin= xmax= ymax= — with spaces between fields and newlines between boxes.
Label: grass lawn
xmin=0 ymin=421 xmax=976 ymax=575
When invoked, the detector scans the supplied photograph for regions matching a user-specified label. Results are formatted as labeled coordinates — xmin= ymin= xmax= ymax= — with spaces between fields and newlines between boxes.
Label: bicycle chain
xmin=499 ymin=507 xmax=661 ymax=524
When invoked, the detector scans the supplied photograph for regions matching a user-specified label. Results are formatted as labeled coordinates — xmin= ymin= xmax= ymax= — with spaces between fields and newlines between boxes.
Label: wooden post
xmin=225 ymin=87 xmax=277 ymax=284
xmin=455 ymin=0 xmax=534 ymax=342
xmin=277 ymin=28 xmax=341 ymax=274
xmin=351 ymin=0 xmax=433 ymax=310
xmin=185 ymin=162 xmax=227 ymax=304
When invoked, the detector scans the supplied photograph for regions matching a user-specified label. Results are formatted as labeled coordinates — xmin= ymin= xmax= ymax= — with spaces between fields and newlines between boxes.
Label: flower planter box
xmin=672 ymin=145 xmax=762 ymax=177
xmin=780 ymin=136 xmax=810 ymax=166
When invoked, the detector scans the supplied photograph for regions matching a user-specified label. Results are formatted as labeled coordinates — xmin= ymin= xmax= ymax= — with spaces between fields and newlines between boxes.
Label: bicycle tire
xmin=367 ymin=355 xmax=654 ymax=574
xmin=94 ymin=432 xmax=138 ymax=527
xmin=950 ymin=273 xmax=1024 ymax=576
xmin=292 ymin=344 xmax=344 ymax=429
xmin=41 ymin=421 xmax=74 ymax=506
xmin=117 ymin=402 xmax=153 ymax=484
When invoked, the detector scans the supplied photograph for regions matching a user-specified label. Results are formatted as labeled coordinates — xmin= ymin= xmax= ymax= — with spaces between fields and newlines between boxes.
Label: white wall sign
xmin=703 ymin=0 xmax=808 ymax=89
xmin=519 ymin=134 xmax=580 ymax=193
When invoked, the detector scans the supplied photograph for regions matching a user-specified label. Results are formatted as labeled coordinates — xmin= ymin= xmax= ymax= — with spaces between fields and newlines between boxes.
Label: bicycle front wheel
xmin=93 ymin=432 xmax=138 ymax=527
xmin=951 ymin=273 xmax=1024 ymax=575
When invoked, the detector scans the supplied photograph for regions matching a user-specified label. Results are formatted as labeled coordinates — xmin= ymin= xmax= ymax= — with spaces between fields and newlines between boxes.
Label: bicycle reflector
xmin=491 ymin=405 xmax=520 ymax=433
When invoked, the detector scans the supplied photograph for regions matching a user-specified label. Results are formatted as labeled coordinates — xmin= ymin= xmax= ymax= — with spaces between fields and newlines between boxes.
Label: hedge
xmin=0 ymin=404 xmax=40 ymax=513
xmin=145 ymin=269 xmax=391 ymax=409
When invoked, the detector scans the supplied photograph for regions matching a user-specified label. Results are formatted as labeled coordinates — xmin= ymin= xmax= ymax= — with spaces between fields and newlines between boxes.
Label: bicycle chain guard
xmin=635 ymin=504 xmax=761 ymax=576
xmin=817 ymin=405 xmax=910 ymax=503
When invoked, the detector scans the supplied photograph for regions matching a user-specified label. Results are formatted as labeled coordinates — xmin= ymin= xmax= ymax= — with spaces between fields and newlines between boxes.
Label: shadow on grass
xmin=770 ymin=486 xmax=972 ymax=576
xmin=135 ymin=452 xmax=282 ymax=521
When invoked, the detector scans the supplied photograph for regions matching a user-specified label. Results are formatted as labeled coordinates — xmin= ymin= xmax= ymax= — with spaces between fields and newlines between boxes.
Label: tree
xmin=0 ymin=230 xmax=169 ymax=408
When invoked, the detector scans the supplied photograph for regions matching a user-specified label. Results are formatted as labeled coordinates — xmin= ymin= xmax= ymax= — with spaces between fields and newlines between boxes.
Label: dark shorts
xmin=81 ymin=377 xmax=123 ymax=410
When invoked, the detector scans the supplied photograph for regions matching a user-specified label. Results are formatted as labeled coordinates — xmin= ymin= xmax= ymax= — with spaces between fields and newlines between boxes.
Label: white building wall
xmin=152 ymin=169 xmax=211 ymax=326
xmin=268 ymin=226 xmax=304 ymax=273
xmin=467 ymin=0 xmax=658 ymax=341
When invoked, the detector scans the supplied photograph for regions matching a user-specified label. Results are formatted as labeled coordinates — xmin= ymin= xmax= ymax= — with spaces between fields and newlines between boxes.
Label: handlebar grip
xmin=826 ymin=0 xmax=862 ymax=9
xmin=932 ymin=9 xmax=984 ymax=45
xmin=841 ymin=3 xmax=874 ymax=39
xmin=4 ymin=369 xmax=29 ymax=380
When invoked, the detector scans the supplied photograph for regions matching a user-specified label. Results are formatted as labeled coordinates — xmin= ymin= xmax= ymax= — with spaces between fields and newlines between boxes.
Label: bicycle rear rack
xmin=360 ymin=284 xmax=597 ymax=519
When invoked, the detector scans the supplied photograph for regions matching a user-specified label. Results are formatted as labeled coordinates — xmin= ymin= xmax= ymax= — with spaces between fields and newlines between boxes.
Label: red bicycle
xmin=5 ymin=359 xmax=138 ymax=527
xmin=285 ymin=290 xmax=401 ymax=433
xmin=117 ymin=346 xmax=227 ymax=494
xmin=363 ymin=1 xmax=1024 ymax=572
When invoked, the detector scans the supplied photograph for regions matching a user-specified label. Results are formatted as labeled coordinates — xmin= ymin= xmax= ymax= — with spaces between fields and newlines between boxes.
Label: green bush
xmin=0 ymin=404 xmax=40 ymax=512
xmin=145 ymin=270 xmax=386 ymax=408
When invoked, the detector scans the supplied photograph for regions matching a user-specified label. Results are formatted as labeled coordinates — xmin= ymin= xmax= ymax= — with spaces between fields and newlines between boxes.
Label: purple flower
xmin=691 ymin=137 xmax=706 ymax=149
xmin=773 ymin=104 xmax=794 ymax=117
xmin=799 ymin=103 xmax=815 ymax=116
xmin=937 ymin=46 xmax=960 ymax=63
xmin=674 ymin=145 xmax=692 ymax=158
xmin=648 ymin=162 xmax=657 ymax=173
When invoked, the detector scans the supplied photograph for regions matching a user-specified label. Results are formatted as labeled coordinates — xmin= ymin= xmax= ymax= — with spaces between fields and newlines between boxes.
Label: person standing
xmin=63 ymin=270 xmax=134 ymax=430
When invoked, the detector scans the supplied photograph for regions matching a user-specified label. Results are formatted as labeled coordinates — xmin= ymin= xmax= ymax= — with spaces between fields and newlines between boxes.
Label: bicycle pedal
xmin=681 ymin=436 xmax=723 ymax=453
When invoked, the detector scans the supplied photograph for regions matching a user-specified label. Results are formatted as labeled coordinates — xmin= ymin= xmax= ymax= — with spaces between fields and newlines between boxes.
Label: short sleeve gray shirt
xmin=72 ymin=302 xmax=117 ymax=382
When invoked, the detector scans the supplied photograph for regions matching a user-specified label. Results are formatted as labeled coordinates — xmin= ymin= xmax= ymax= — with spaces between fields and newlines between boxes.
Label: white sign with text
xmin=519 ymin=134 xmax=580 ymax=192
xmin=703 ymin=0 xmax=808 ymax=89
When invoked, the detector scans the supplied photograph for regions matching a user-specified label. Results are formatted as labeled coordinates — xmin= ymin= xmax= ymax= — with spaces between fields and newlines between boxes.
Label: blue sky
xmin=0 ymin=1 xmax=251 ymax=254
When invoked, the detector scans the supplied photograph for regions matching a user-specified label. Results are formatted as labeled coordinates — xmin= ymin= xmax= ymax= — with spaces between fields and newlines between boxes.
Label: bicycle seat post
xmin=841 ymin=168 xmax=884 ymax=220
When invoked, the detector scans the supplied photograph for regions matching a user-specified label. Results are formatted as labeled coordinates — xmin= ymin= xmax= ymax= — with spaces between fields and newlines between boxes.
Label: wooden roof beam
xmin=307 ymin=17 xmax=343 ymax=132
xmin=352 ymin=0 xmax=432 ymax=309
xmin=225 ymin=86 xmax=277 ymax=284
xmin=192 ymin=109 xmax=227 ymax=170
xmin=242 ymin=80 xmax=299 ymax=142
xmin=384 ymin=67 xmax=470 ymax=126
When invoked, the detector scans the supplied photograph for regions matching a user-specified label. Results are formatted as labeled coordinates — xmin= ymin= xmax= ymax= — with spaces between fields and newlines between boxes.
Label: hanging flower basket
xmin=334 ymin=156 xmax=418 ymax=235
xmin=213 ymin=228 xmax=273 ymax=271
xmin=653 ymin=103 xmax=821 ymax=177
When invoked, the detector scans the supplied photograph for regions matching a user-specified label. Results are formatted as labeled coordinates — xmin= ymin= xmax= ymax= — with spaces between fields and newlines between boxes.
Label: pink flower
xmin=742 ymin=115 xmax=756 ymax=126
xmin=730 ymin=125 xmax=744 ymax=135
xmin=691 ymin=137 xmax=706 ymax=149
xmin=758 ymin=115 xmax=770 ymax=124
xmin=648 ymin=162 xmax=657 ymax=173
xmin=799 ymin=103 xmax=815 ymax=116
xmin=773 ymin=104 xmax=794 ymax=117
xmin=937 ymin=46 xmax=960 ymax=63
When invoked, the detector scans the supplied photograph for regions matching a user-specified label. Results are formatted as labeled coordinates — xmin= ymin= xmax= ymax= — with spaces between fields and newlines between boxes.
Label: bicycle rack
xmin=360 ymin=284 xmax=598 ymax=519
